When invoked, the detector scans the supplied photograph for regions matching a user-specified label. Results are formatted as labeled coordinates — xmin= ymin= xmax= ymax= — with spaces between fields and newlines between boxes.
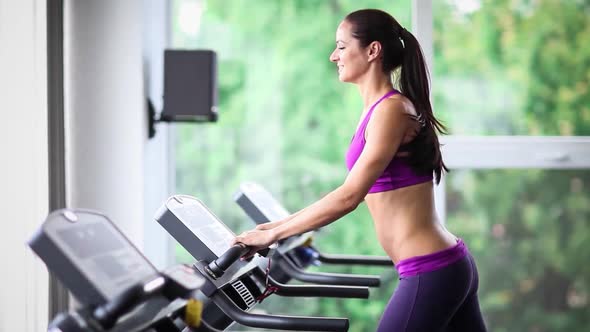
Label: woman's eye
xmin=338 ymin=47 xmax=345 ymax=50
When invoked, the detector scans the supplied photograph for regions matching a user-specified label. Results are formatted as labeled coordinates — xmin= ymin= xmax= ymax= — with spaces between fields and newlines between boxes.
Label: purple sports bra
xmin=345 ymin=90 xmax=433 ymax=193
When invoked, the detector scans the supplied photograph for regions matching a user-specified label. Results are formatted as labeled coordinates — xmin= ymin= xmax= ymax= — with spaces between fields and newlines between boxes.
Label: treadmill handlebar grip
xmin=206 ymin=243 xmax=249 ymax=279
xmin=279 ymin=259 xmax=381 ymax=287
xmin=316 ymin=251 xmax=393 ymax=266
xmin=93 ymin=276 xmax=164 ymax=329
xmin=48 ymin=312 xmax=87 ymax=332
xmin=214 ymin=292 xmax=349 ymax=331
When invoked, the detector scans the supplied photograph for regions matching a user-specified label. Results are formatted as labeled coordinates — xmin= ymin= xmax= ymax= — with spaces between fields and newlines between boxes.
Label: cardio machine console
xmin=155 ymin=195 xmax=237 ymax=261
xmin=234 ymin=181 xmax=313 ymax=252
xmin=155 ymin=195 xmax=260 ymax=285
xmin=29 ymin=209 xmax=158 ymax=306
xmin=234 ymin=182 xmax=290 ymax=223
xmin=155 ymin=195 xmax=269 ymax=320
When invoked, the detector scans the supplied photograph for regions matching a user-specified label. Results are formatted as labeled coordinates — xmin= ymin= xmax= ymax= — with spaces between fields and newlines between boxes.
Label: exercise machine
xmin=28 ymin=209 xmax=206 ymax=332
xmin=155 ymin=194 xmax=369 ymax=331
xmin=234 ymin=181 xmax=393 ymax=285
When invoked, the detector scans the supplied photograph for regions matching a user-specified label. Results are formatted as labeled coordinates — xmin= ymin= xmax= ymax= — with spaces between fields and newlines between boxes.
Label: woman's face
xmin=329 ymin=20 xmax=370 ymax=83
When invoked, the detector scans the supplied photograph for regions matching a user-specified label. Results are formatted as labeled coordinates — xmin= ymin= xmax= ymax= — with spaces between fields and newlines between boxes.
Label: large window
xmin=170 ymin=0 xmax=590 ymax=331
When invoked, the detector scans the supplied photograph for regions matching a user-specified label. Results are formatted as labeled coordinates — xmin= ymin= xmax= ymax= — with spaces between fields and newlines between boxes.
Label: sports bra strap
xmin=357 ymin=90 xmax=399 ymax=138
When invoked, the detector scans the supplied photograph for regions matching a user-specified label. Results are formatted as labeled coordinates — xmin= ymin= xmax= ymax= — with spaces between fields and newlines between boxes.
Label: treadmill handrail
xmin=93 ymin=276 xmax=165 ymax=329
xmin=212 ymin=290 xmax=349 ymax=331
xmin=265 ymin=274 xmax=369 ymax=299
xmin=315 ymin=250 xmax=393 ymax=266
xmin=48 ymin=311 xmax=87 ymax=332
xmin=279 ymin=258 xmax=381 ymax=287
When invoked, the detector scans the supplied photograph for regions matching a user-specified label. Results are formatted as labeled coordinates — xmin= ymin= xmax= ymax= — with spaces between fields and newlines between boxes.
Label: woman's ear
xmin=367 ymin=41 xmax=382 ymax=62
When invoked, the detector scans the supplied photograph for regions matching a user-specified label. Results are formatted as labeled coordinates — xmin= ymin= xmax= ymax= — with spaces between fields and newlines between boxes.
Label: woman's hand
xmin=232 ymin=228 xmax=278 ymax=259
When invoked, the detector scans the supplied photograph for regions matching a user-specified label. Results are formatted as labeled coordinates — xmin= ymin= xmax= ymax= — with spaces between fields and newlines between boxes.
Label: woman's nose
xmin=329 ymin=50 xmax=338 ymax=62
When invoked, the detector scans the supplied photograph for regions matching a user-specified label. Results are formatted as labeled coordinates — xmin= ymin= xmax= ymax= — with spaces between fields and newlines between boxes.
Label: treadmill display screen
xmin=52 ymin=217 xmax=156 ymax=300
xmin=58 ymin=223 xmax=126 ymax=259
xmin=169 ymin=198 xmax=235 ymax=257
xmin=245 ymin=183 xmax=290 ymax=220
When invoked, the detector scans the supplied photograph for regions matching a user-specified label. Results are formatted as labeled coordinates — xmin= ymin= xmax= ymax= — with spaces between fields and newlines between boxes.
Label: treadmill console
xmin=234 ymin=182 xmax=314 ymax=253
xmin=155 ymin=195 xmax=262 ymax=286
xmin=234 ymin=182 xmax=290 ymax=223
xmin=29 ymin=209 xmax=158 ymax=306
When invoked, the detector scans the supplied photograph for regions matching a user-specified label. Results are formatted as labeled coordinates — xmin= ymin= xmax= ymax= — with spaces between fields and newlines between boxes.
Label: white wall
xmin=0 ymin=0 xmax=49 ymax=331
xmin=0 ymin=0 xmax=171 ymax=329
xmin=64 ymin=0 xmax=146 ymax=246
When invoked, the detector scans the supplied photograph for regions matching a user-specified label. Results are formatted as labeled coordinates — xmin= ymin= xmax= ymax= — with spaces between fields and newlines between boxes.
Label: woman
xmin=233 ymin=9 xmax=486 ymax=331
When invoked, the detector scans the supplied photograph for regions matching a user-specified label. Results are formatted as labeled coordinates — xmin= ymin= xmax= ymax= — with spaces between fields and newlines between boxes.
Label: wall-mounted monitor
xmin=149 ymin=49 xmax=218 ymax=138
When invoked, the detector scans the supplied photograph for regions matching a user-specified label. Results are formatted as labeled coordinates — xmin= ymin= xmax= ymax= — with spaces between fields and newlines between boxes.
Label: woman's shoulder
xmin=376 ymin=92 xmax=418 ymax=118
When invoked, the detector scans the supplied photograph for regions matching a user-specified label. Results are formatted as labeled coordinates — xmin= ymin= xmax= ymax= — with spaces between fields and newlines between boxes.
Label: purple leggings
xmin=377 ymin=253 xmax=487 ymax=331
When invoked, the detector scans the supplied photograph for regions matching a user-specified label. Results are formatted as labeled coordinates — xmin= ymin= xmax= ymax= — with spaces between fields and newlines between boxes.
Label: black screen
xmin=162 ymin=50 xmax=218 ymax=122
xmin=57 ymin=222 xmax=126 ymax=259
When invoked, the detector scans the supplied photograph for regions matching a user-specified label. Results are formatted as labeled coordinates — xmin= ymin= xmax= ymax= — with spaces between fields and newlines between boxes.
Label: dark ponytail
xmin=345 ymin=9 xmax=448 ymax=183
xmin=398 ymin=28 xmax=448 ymax=183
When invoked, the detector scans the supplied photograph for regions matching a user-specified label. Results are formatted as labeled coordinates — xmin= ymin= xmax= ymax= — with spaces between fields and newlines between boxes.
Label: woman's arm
xmin=271 ymin=97 xmax=413 ymax=240
xmin=255 ymin=207 xmax=307 ymax=230
xmin=234 ymin=97 xmax=413 ymax=255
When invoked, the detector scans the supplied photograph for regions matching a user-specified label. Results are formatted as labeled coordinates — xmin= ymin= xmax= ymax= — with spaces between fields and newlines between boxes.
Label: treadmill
xmin=28 ymin=209 xmax=206 ymax=332
xmin=155 ymin=194 xmax=371 ymax=331
xmin=234 ymin=181 xmax=393 ymax=285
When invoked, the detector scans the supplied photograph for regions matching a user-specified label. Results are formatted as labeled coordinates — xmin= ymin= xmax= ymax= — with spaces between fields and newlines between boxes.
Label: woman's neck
xmin=357 ymin=72 xmax=394 ymax=109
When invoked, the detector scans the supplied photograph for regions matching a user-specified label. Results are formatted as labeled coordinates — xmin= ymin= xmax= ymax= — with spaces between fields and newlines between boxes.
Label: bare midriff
xmin=365 ymin=181 xmax=458 ymax=264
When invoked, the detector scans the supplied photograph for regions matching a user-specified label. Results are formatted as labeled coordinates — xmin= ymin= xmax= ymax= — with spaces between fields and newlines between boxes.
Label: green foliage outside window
xmin=173 ymin=0 xmax=589 ymax=331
